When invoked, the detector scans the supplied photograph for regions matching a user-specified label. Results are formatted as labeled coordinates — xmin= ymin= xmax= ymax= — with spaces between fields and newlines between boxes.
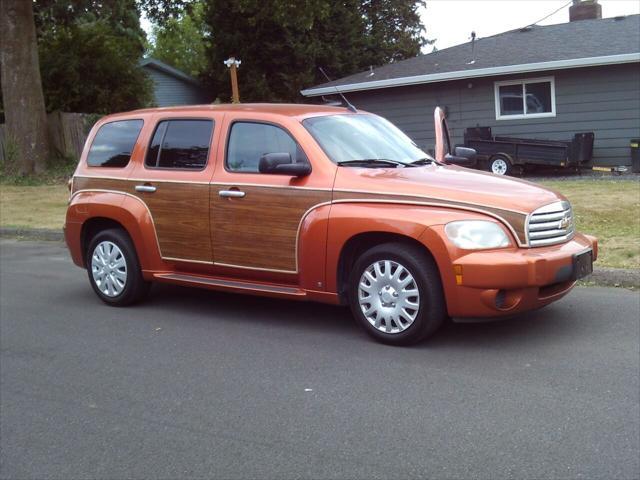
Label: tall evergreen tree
xmin=361 ymin=0 xmax=429 ymax=66
xmin=200 ymin=0 xmax=427 ymax=102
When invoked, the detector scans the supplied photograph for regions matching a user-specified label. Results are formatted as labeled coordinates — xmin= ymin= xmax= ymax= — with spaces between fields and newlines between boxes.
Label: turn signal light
xmin=454 ymin=265 xmax=463 ymax=285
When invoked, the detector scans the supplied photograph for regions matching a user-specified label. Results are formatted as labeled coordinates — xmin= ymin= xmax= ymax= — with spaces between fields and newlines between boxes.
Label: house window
xmin=494 ymin=77 xmax=556 ymax=120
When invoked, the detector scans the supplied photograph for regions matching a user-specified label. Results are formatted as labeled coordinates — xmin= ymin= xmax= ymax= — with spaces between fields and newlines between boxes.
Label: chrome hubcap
xmin=491 ymin=158 xmax=508 ymax=175
xmin=358 ymin=260 xmax=420 ymax=334
xmin=91 ymin=241 xmax=127 ymax=297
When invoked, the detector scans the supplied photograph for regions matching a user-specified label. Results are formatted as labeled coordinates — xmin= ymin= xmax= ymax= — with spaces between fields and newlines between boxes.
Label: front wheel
xmin=348 ymin=243 xmax=446 ymax=345
xmin=86 ymin=228 xmax=150 ymax=306
xmin=488 ymin=155 xmax=512 ymax=176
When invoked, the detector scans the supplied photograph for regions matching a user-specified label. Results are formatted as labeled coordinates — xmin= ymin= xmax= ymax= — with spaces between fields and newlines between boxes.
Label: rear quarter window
xmin=87 ymin=119 xmax=144 ymax=167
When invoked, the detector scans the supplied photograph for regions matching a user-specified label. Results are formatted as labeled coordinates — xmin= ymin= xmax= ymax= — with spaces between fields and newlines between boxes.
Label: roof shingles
xmin=303 ymin=14 xmax=640 ymax=94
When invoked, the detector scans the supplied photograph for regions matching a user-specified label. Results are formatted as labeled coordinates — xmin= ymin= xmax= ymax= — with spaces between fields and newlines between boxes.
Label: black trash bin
xmin=632 ymin=139 xmax=640 ymax=173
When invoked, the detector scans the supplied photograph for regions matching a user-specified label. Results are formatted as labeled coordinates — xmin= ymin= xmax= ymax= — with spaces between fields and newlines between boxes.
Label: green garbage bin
xmin=632 ymin=139 xmax=640 ymax=173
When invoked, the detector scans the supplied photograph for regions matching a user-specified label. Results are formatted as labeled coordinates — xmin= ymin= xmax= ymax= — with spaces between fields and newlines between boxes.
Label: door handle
xmin=219 ymin=190 xmax=245 ymax=198
xmin=135 ymin=184 xmax=156 ymax=193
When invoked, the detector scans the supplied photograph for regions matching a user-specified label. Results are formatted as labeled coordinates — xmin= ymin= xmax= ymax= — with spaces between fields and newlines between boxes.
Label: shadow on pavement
xmin=145 ymin=283 xmax=578 ymax=350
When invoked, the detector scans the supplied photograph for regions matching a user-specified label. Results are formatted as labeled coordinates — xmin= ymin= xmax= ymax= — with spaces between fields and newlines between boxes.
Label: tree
xmin=0 ymin=0 xmax=51 ymax=174
xmin=34 ymin=0 xmax=152 ymax=114
xmin=360 ymin=0 xmax=429 ymax=67
xmin=38 ymin=20 xmax=153 ymax=113
xmin=199 ymin=0 xmax=428 ymax=103
xmin=33 ymin=0 xmax=146 ymax=44
xmin=148 ymin=1 xmax=210 ymax=77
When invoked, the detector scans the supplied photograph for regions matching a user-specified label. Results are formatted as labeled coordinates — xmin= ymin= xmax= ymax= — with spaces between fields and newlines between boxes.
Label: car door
xmin=130 ymin=113 xmax=221 ymax=264
xmin=211 ymin=115 xmax=333 ymax=275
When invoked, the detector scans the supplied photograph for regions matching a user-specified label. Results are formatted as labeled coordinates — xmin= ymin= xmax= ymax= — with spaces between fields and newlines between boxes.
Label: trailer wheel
xmin=488 ymin=155 xmax=512 ymax=176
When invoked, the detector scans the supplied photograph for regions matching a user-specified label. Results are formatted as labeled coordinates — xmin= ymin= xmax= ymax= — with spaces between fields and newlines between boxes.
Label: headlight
xmin=444 ymin=220 xmax=511 ymax=249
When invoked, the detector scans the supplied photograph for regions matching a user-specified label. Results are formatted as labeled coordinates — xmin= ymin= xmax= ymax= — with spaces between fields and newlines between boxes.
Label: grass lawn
xmin=1 ymin=179 xmax=638 ymax=269
xmin=0 ymin=185 xmax=68 ymax=230
xmin=537 ymin=180 xmax=640 ymax=269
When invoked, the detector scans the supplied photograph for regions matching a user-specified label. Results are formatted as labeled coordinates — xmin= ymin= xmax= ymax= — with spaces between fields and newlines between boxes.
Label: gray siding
xmin=346 ymin=63 xmax=640 ymax=166
xmin=143 ymin=66 xmax=210 ymax=107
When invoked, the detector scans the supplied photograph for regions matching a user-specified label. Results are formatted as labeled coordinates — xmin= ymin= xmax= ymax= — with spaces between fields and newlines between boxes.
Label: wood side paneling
xmin=73 ymin=176 xmax=212 ymax=262
xmin=332 ymin=190 xmax=528 ymax=244
xmin=74 ymin=176 xmax=132 ymax=193
xmin=212 ymin=186 xmax=331 ymax=272
xmin=74 ymin=176 xmax=529 ymax=267
xmin=134 ymin=182 xmax=211 ymax=261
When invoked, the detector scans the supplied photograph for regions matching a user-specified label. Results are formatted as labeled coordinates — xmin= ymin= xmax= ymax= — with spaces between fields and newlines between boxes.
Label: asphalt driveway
xmin=1 ymin=239 xmax=638 ymax=479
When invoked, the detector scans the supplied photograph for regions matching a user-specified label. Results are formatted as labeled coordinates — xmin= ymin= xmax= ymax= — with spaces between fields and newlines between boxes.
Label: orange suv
xmin=65 ymin=104 xmax=597 ymax=345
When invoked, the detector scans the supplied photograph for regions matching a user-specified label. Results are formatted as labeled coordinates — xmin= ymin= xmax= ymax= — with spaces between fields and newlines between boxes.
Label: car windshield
xmin=303 ymin=114 xmax=431 ymax=165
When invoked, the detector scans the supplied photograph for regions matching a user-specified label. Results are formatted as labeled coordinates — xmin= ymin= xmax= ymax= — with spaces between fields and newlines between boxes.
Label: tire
xmin=85 ymin=228 xmax=150 ymax=306
xmin=488 ymin=155 xmax=512 ymax=176
xmin=512 ymin=164 xmax=524 ymax=176
xmin=347 ymin=242 xmax=446 ymax=346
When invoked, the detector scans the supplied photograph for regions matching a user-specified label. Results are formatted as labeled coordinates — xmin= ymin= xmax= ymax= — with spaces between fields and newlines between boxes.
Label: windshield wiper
xmin=409 ymin=157 xmax=436 ymax=165
xmin=337 ymin=158 xmax=412 ymax=168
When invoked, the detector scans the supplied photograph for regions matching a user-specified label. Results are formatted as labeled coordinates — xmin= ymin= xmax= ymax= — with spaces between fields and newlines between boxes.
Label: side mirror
xmin=444 ymin=146 xmax=477 ymax=167
xmin=258 ymin=152 xmax=311 ymax=177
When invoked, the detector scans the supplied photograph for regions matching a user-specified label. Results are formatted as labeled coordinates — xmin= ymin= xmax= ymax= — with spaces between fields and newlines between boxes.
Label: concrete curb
xmin=583 ymin=267 xmax=639 ymax=289
xmin=1 ymin=227 xmax=638 ymax=288
xmin=1 ymin=227 xmax=64 ymax=242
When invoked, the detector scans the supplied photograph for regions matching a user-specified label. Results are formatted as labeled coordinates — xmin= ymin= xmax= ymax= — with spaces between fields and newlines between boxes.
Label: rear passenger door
xmin=130 ymin=114 xmax=221 ymax=265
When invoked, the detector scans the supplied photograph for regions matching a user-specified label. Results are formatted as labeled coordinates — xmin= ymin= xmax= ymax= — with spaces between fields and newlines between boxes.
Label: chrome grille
xmin=527 ymin=201 xmax=574 ymax=247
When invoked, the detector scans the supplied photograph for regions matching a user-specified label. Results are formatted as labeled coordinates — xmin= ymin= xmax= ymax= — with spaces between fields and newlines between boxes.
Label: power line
xmin=525 ymin=0 xmax=573 ymax=28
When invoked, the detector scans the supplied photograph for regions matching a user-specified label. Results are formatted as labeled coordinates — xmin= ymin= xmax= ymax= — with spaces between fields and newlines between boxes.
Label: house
xmin=140 ymin=58 xmax=211 ymax=107
xmin=301 ymin=6 xmax=640 ymax=167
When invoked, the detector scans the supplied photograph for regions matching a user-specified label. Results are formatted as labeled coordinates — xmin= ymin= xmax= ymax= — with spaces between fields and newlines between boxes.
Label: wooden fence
xmin=0 ymin=125 xmax=5 ymax=163
xmin=0 ymin=111 xmax=96 ymax=163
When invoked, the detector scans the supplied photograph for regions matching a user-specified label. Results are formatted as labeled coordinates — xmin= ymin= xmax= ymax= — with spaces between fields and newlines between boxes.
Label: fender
xmin=297 ymin=203 xmax=332 ymax=292
xmin=322 ymin=202 xmax=509 ymax=297
xmin=491 ymin=153 xmax=514 ymax=164
xmin=66 ymin=190 xmax=164 ymax=275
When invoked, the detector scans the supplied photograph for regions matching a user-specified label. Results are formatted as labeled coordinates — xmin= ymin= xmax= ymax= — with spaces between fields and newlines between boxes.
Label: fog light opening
xmin=495 ymin=289 xmax=507 ymax=309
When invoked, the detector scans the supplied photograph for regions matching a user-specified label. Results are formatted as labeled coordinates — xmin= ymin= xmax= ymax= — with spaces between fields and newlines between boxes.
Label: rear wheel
xmin=86 ymin=228 xmax=150 ymax=306
xmin=488 ymin=155 xmax=512 ymax=176
xmin=348 ymin=242 xmax=446 ymax=345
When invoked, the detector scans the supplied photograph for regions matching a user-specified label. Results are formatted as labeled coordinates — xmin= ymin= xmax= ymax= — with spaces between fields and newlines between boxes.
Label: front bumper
xmin=440 ymin=232 xmax=597 ymax=318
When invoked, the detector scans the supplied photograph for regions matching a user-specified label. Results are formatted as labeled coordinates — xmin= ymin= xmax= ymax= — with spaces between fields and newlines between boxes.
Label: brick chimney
xmin=569 ymin=0 xmax=602 ymax=22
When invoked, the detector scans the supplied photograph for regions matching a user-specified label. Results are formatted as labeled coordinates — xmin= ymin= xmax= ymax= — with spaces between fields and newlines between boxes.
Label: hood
xmin=333 ymin=163 xmax=563 ymax=215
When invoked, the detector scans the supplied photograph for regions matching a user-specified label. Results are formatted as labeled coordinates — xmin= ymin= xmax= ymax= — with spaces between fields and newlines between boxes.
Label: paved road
xmin=1 ymin=239 xmax=638 ymax=479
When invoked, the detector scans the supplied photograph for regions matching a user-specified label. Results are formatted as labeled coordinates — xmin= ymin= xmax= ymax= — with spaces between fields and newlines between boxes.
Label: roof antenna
xmin=466 ymin=31 xmax=476 ymax=65
xmin=319 ymin=67 xmax=357 ymax=113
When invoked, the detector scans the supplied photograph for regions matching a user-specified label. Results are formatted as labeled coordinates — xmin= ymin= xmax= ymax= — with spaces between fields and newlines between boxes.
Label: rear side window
xmin=87 ymin=120 xmax=143 ymax=167
xmin=226 ymin=122 xmax=307 ymax=173
xmin=145 ymin=119 xmax=214 ymax=170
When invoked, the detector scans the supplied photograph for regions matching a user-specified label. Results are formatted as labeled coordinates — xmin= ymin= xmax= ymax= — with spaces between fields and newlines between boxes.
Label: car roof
xmin=109 ymin=103 xmax=355 ymax=121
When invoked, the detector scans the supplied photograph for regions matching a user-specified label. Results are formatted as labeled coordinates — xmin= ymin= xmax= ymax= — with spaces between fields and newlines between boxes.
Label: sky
xmin=421 ymin=0 xmax=640 ymax=52
xmin=141 ymin=1 xmax=640 ymax=51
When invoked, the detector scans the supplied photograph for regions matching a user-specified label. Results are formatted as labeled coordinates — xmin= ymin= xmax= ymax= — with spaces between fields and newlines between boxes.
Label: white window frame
xmin=494 ymin=76 xmax=556 ymax=120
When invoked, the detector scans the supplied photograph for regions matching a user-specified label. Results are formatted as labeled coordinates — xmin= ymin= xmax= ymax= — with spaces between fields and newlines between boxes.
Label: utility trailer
xmin=463 ymin=127 xmax=594 ymax=176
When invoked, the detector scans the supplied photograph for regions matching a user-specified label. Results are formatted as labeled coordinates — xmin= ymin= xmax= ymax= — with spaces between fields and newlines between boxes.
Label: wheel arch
xmin=81 ymin=217 xmax=132 ymax=262
xmin=68 ymin=191 xmax=162 ymax=272
xmin=336 ymin=231 xmax=440 ymax=304
xmin=490 ymin=152 xmax=514 ymax=164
